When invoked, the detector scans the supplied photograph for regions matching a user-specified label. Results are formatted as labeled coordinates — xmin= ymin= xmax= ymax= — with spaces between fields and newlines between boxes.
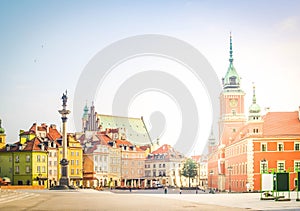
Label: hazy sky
xmin=1 ymin=0 xmax=300 ymax=154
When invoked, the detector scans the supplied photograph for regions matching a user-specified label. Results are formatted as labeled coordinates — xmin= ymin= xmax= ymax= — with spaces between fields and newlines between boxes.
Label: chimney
xmin=6 ymin=144 xmax=10 ymax=151
xmin=50 ymin=124 xmax=56 ymax=130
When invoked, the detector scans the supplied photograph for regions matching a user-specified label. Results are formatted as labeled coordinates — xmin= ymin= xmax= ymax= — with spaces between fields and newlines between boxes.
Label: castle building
xmin=208 ymin=34 xmax=300 ymax=192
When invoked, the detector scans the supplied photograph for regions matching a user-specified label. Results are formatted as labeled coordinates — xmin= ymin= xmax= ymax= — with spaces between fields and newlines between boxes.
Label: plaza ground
xmin=1 ymin=189 xmax=300 ymax=210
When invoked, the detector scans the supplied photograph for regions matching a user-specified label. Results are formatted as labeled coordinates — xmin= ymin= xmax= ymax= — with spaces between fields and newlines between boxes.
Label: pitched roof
xmin=97 ymin=114 xmax=152 ymax=145
xmin=152 ymin=144 xmax=172 ymax=154
xmin=0 ymin=137 xmax=47 ymax=152
xmin=262 ymin=111 xmax=300 ymax=136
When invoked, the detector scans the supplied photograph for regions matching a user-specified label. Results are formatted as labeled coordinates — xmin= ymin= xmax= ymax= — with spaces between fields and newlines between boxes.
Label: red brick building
xmin=208 ymin=34 xmax=300 ymax=192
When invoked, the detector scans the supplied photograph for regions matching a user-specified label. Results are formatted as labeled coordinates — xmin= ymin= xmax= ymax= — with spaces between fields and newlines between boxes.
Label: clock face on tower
xmin=229 ymin=99 xmax=238 ymax=107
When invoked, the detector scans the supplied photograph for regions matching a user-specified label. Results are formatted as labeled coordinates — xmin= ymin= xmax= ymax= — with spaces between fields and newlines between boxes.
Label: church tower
xmin=0 ymin=118 xmax=6 ymax=149
xmin=82 ymin=103 xmax=89 ymax=132
xmin=219 ymin=33 xmax=246 ymax=146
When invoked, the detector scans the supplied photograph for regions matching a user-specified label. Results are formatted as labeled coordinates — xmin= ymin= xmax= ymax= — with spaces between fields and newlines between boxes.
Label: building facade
xmin=208 ymin=34 xmax=300 ymax=192
xmin=145 ymin=144 xmax=185 ymax=187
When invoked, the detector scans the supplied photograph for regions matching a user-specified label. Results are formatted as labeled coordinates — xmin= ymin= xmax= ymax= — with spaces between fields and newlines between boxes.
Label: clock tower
xmin=219 ymin=33 xmax=246 ymax=146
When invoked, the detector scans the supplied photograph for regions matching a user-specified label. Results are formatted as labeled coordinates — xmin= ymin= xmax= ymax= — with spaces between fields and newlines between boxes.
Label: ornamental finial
xmin=229 ymin=32 xmax=233 ymax=64
xmin=252 ymin=82 xmax=256 ymax=104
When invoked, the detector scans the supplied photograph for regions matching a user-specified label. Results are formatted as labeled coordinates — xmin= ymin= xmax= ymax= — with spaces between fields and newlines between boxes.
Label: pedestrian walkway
xmin=0 ymin=189 xmax=38 ymax=204
xmin=144 ymin=192 xmax=300 ymax=210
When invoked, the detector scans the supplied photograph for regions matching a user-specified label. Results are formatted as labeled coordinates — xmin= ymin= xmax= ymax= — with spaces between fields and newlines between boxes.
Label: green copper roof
xmin=223 ymin=33 xmax=241 ymax=89
xmin=97 ymin=114 xmax=152 ymax=145
xmin=0 ymin=119 xmax=5 ymax=134
xmin=249 ymin=84 xmax=261 ymax=113
xmin=82 ymin=104 xmax=89 ymax=119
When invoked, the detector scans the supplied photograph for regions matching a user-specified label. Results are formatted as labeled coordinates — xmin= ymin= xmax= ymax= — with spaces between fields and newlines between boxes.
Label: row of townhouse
xmin=207 ymin=34 xmax=300 ymax=192
xmin=79 ymin=130 xmax=148 ymax=188
xmin=0 ymin=123 xmax=83 ymax=188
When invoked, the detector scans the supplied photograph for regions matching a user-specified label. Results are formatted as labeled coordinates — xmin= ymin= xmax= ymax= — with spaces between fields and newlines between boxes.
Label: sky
xmin=1 ymin=0 xmax=300 ymax=155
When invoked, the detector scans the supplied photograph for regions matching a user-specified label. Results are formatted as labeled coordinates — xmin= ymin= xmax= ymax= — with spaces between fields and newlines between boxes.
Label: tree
xmin=181 ymin=158 xmax=198 ymax=187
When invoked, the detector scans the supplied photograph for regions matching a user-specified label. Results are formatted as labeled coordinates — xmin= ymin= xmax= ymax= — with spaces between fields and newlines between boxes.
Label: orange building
xmin=208 ymin=34 xmax=300 ymax=192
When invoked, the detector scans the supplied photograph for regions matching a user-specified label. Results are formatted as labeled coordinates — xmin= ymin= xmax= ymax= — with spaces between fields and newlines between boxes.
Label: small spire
xmin=229 ymin=32 xmax=233 ymax=64
xmin=252 ymin=82 xmax=256 ymax=104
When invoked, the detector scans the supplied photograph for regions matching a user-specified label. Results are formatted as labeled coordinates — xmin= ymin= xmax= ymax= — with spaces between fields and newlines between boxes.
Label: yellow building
xmin=57 ymin=134 xmax=83 ymax=187
xmin=0 ymin=118 xmax=6 ymax=149
xmin=0 ymin=132 xmax=48 ymax=188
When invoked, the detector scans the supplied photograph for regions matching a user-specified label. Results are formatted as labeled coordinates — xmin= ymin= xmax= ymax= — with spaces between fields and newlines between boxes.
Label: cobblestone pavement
xmin=0 ymin=189 xmax=300 ymax=210
xmin=0 ymin=189 xmax=38 ymax=204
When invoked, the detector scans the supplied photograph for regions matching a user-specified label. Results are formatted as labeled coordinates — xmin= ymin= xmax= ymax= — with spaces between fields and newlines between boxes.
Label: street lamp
xmin=209 ymin=170 xmax=214 ymax=191
xmin=227 ymin=166 xmax=233 ymax=193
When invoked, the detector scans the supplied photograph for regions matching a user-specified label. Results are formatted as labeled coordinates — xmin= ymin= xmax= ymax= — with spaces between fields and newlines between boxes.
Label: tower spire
xmin=229 ymin=32 xmax=233 ymax=64
xmin=252 ymin=82 xmax=257 ymax=104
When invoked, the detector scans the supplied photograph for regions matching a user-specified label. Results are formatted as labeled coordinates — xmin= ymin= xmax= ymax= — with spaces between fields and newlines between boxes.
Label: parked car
xmin=156 ymin=184 xmax=164 ymax=188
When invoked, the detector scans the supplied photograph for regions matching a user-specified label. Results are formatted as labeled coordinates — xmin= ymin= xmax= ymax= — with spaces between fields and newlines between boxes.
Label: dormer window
xmin=229 ymin=76 xmax=237 ymax=85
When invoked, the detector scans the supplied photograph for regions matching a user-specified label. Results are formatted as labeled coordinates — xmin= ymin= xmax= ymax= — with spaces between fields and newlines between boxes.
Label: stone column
xmin=58 ymin=91 xmax=71 ymax=186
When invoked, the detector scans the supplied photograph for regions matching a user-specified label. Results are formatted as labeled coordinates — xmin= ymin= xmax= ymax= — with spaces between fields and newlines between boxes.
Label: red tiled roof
xmin=152 ymin=144 xmax=172 ymax=154
xmin=139 ymin=145 xmax=150 ymax=151
xmin=48 ymin=127 xmax=62 ymax=140
xmin=262 ymin=111 xmax=300 ymax=136
xmin=1 ymin=137 xmax=46 ymax=152
xmin=191 ymin=155 xmax=201 ymax=162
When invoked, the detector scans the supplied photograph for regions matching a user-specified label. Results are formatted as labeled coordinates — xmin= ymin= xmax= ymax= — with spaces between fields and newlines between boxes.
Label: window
xmin=37 ymin=166 xmax=41 ymax=173
xmin=54 ymin=152 xmax=57 ymax=157
xmin=49 ymin=170 xmax=52 ymax=175
xmin=277 ymin=161 xmax=285 ymax=172
xmin=278 ymin=143 xmax=284 ymax=151
xmin=76 ymin=152 xmax=79 ymax=156
xmin=37 ymin=155 xmax=41 ymax=162
xmin=153 ymin=170 xmax=156 ymax=177
xmin=232 ymin=109 xmax=236 ymax=116
xmin=54 ymin=161 xmax=57 ymax=166
xmin=71 ymin=152 xmax=74 ymax=156
xmin=71 ymin=160 xmax=74 ymax=165
xmin=15 ymin=155 xmax=20 ymax=163
xmin=26 ymin=155 xmax=30 ymax=162
xmin=76 ymin=160 xmax=79 ymax=166
xmin=42 ymin=156 xmax=46 ymax=162
xmin=49 ymin=161 xmax=52 ymax=166
xmin=42 ymin=166 xmax=46 ymax=173
xmin=162 ymin=163 xmax=165 ymax=168
xmin=261 ymin=143 xmax=267 ymax=152
xmin=295 ymin=143 xmax=300 ymax=151
xmin=294 ymin=161 xmax=300 ymax=172
xmin=159 ymin=164 xmax=161 ymax=168
xmin=229 ymin=76 xmax=236 ymax=85
xmin=71 ymin=169 xmax=74 ymax=175
xmin=49 ymin=152 xmax=52 ymax=157
xmin=260 ymin=160 xmax=268 ymax=173
xmin=76 ymin=169 xmax=79 ymax=175
xmin=16 ymin=166 xmax=19 ymax=174
xmin=153 ymin=164 xmax=156 ymax=168
xmin=94 ymin=156 xmax=98 ymax=162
